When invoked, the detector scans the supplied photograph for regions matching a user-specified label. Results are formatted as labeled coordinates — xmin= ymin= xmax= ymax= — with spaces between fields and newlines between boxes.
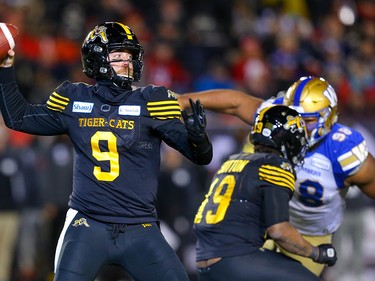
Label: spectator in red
xmin=143 ymin=40 xmax=191 ymax=92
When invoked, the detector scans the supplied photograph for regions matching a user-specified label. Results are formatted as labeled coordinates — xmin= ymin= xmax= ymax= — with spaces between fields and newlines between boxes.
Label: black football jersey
xmin=0 ymin=68 xmax=207 ymax=223
xmin=194 ymin=152 xmax=296 ymax=261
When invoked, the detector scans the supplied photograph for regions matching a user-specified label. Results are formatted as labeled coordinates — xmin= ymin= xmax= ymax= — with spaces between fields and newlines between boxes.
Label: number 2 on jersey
xmin=91 ymin=131 xmax=120 ymax=181
xmin=194 ymin=175 xmax=235 ymax=224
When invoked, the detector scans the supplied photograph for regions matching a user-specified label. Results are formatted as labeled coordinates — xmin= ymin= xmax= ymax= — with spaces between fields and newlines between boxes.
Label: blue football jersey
xmin=255 ymin=95 xmax=369 ymax=235
xmin=289 ymin=123 xmax=368 ymax=235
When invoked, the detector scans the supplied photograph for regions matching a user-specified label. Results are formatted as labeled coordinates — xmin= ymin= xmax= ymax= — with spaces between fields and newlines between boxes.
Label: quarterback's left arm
xmin=181 ymin=98 xmax=212 ymax=164
xmin=148 ymin=87 xmax=212 ymax=165
xmin=346 ymin=152 xmax=375 ymax=198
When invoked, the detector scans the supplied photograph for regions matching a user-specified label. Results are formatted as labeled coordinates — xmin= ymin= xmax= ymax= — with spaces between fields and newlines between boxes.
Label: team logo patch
xmin=167 ymin=90 xmax=178 ymax=100
xmin=141 ymin=223 xmax=152 ymax=228
xmin=72 ymin=218 xmax=90 ymax=227
xmin=119 ymin=105 xmax=141 ymax=116
xmin=280 ymin=162 xmax=293 ymax=172
xmin=72 ymin=101 xmax=94 ymax=113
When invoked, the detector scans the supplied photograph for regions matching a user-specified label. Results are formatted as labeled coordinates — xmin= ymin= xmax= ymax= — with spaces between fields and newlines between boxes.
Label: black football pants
xmin=197 ymin=249 xmax=322 ymax=281
xmin=54 ymin=209 xmax=189 ymax=281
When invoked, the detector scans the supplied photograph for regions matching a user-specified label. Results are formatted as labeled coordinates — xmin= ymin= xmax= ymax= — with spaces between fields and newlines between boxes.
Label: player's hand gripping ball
xmin=0 ymin=23 xmax=19 ymax=62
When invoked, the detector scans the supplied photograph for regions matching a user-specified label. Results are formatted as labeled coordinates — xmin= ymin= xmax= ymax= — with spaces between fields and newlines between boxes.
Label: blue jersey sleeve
xmin=328 ymin=124 xmax=368 ymax=180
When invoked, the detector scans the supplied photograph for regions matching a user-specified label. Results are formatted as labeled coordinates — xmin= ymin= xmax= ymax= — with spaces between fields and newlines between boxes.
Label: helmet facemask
xmin=299 ymin=106 xmax=338 ymax=147
xmin=280 ymin=127 xmax=309 ymax=167
xmin=107 ymin=47 xmax=144 ymax=87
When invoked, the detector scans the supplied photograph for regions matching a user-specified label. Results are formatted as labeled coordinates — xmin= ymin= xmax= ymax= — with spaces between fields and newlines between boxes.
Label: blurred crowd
xmin=1 ymin=0 xmax=375 ymax=114
xmin=0 ymin=0 xmax=375 ymax=281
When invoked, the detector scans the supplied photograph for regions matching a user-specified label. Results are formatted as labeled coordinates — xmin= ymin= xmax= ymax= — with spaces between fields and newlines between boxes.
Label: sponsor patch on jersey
xmin=310 ymin=155 xmax=331 ymax=170
xmin=72 ymin=101 xmax=94 ymax=113
xmin=119 ymin=105 xmax=141 ymax=116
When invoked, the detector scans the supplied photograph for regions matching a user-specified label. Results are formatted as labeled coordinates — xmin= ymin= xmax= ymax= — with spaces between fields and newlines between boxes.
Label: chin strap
xmin=110 ymin=70 xmax=134 ymax=88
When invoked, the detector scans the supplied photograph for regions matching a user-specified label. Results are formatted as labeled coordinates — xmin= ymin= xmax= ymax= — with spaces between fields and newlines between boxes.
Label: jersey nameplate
xmin=217 ymin=159 xmax=249 ymax=174
xmin=119 ymin=105 xmax=141 ymax=116
xmin=72 ymin=101 xmax=94 ymax=113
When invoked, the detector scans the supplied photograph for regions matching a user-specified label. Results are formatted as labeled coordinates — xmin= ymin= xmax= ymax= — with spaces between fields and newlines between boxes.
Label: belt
xmin=196 ymin=257 xmax=222 ymax=268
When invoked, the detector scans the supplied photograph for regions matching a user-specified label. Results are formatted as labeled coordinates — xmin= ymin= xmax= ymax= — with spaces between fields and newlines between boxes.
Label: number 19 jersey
xmin=194 ymin=152 xmax=295 ymax=261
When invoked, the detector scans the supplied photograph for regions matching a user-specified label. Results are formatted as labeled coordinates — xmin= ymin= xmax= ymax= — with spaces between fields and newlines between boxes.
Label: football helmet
xmin=283 ymin=76 xmax=338 ymax=146
xmin=81 ymin=22 xmax=144 ymax=87
xmin=251 ymin=105 xmax=308 ymax=166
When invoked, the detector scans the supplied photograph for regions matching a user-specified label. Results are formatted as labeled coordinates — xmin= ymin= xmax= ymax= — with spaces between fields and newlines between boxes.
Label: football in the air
xmin=0 ymin=23 xmax=19 ymax=61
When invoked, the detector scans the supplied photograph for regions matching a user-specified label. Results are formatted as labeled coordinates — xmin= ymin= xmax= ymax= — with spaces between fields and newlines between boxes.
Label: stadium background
xmin=0 ymin=0 xmax=375 ymax=281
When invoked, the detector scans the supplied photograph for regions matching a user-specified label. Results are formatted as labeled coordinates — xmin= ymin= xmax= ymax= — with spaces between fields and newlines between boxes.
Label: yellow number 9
xmin=91 ymin=131 xmax=120 ymax=181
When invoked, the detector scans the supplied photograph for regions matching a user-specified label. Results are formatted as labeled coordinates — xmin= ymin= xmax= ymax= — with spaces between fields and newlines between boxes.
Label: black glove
xmin=182 ymin=98 xmax=208 ymax=144
xmin=313 ymin=244 xmax=337 ymax=266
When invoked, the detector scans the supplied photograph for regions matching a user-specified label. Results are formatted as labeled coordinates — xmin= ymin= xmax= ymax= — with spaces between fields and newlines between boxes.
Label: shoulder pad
xmin=146 ymin=86 xmax=181 ymax=120
xmin=329 ymin=124 xmax=368 ymax=173
xmin=46 ymin=81 xmax=71 ymax=112
xmin=259 ymin=155 xmax=295 ymax=192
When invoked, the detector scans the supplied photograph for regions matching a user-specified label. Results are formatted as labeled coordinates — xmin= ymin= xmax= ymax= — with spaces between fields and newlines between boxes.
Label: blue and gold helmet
xmin=283 ymin=76 xmax=338 ymax=146
xmin=251 ymin=105 xmax=308 ymax=166
xmin=81 ymin=22 xmax=144 ymax=87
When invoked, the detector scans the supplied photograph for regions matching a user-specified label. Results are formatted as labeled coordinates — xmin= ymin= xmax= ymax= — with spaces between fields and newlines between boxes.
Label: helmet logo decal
xmin=323 ymin=86 xmax=338 ymax=107
xmin=87 ymin=26 xmax=108 ymax=44
xmin=285 ymin=115 xmax=305 ymax=132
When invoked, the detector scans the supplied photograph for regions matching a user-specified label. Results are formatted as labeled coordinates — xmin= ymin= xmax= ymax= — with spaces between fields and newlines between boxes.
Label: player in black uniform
xmin=193 ymin=105 xmax=337 ymax=281
xmin=0 ymin=22 xmax=212 ymax=281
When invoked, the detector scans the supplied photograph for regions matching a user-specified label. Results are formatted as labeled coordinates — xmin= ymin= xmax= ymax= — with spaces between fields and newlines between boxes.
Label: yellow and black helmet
xmin=81 ymin=22 xmax=144 ymax=87
xmin=250 ymin=105 xmax=308 ymax=166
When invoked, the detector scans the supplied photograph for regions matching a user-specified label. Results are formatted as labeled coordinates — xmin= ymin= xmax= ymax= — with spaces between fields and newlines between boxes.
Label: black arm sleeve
xmin=0 ymin=67 xmax=66 ymax=135
xmin=0 ymin=67 xmax=27 ymax=128
xmin=262 ymin=186 xmax=293 ymax=228
xmin=187 ymin=132 xmax=213 ymax=165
